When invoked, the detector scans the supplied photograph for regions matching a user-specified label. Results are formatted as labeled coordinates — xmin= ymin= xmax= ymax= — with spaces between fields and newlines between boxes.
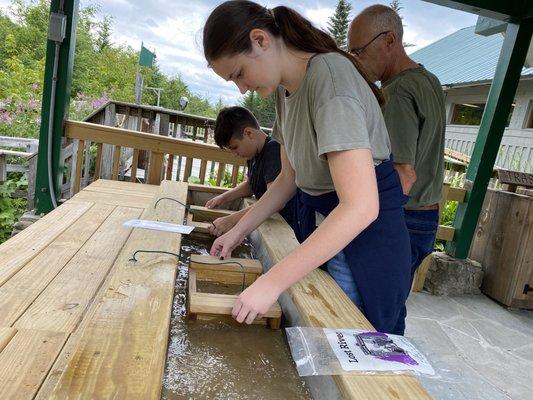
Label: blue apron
xmin=297 ymin=159 xmax=411 ymax=333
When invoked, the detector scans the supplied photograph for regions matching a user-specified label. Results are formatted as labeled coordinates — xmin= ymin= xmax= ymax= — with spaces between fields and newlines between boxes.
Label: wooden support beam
xmin=190 ymin=254 xmax=262 ymax=274
xmin=183 ymin=157 xmax=193 ymax=181
xmin=199 ymin=160 xmax=207 ymax=184
xmin=111 ymin=145 xmax=121 ymax=180
xmin=94 ymin=143 xmax=103 ymax=180
xmin=73 ymin=139 xmax=85 ymax=195
xmin=186 ymin=214 xmax=211 ymax=234
xmin=130 ymin=148 xmax=139 ymax=183
xmin=188 ymin=205 xmax=235 ymax=221
xmin=216 ymin=162 xmax=226 ymax=186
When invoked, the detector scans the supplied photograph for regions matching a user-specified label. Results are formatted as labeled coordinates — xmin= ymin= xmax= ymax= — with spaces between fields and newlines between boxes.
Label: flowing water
xmin=161 ymin=234 xmax=311 ymax=400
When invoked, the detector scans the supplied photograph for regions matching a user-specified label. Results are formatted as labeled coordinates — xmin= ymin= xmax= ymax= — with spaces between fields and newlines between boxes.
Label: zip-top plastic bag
xmin=286 ymin=327 xmax=435 ymax=376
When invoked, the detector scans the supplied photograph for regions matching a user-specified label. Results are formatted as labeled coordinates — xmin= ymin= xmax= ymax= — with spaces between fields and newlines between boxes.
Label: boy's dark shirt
xmin=247 ymin=136 xmax=299 ymax=235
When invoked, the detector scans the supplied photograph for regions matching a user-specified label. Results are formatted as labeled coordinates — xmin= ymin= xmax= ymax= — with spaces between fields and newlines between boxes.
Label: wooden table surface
xmin=0 ymin=179 xmax=187 ymax=399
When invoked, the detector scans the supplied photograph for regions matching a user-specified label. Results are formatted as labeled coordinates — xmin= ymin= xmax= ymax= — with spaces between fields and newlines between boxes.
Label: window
xmin=451 ymin=103 xmax=514 ymax=126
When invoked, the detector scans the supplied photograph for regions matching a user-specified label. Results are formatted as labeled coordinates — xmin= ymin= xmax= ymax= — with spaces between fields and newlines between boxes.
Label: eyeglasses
xmin=349 ymin=31 xmax=391 ymax=56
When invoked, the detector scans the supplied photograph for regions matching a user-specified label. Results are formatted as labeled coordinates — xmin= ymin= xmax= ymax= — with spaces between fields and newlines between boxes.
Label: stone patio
xmin=406 ymin=292 xmax=533 ymax=400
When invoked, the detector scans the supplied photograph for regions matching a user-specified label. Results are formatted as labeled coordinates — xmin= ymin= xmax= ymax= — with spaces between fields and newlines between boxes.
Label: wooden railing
xmin=64 ymin=120 xmax=247 ymax=195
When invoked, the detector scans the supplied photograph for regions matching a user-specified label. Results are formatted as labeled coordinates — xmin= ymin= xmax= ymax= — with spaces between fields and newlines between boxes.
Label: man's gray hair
xmin=359 ymin=4 xmax=403 ymax=40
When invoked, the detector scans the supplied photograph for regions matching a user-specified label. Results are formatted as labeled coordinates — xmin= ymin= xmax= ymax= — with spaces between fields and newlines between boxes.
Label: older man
xmin=348 ymin=4 xmax=446 ymax=335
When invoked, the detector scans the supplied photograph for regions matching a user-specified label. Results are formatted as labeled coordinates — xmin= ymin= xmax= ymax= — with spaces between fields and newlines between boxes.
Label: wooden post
xmin=216 ymin=163 xmax=226 ymax=186
xmin=0 ymin=153 xmax=6 ymax=183
xmin=94 ymin=143 xmax=103 ymax=181
xmin=73 ymin=139 xmax=85 ymax=195
xmin=26 ymin=143 xmax=39 ymax=210
xmin=101 ymin=103 xmax=116 ymax=179
xmin=199 ymin=160 xmax=207 ymax=184
xmin=147 ymin=112 xmax=170 ymax=185
xmin=81 ymin=140 xmax=91 ymax=188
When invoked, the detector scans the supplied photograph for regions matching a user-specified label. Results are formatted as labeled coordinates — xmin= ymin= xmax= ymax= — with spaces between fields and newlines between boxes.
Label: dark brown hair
xmin=203 ymin=1 xmax=383 ymax=105
xmin=214 ymin=106 xmax=260 ymax=148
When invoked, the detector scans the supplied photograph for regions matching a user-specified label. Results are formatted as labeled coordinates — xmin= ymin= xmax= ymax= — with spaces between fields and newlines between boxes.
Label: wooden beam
xmin=73 ymin=139 xmax=85 ymax=194
xmin=94 ymin=142 xmax=103 ymax=180
xmin=190 ymin=254 xmax=262 ymax=274
xmin=186 ymin=214 xmax=211 ymax=234
xmin=189 ymin=292 xmax=281 ymax=319
xmin=422 ymin=0 xmax=532 ymax=21
xmin=188 ymin=205 xmax=235 ymax=221
xmin=65 ymin=120 xmax=247 ymax=166
xmin=111 ymin=145 xmax=121 ymax=180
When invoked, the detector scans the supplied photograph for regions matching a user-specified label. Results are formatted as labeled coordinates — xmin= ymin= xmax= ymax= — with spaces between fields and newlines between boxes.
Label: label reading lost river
xmin=323 ymin=328 xmax=435 ymax=375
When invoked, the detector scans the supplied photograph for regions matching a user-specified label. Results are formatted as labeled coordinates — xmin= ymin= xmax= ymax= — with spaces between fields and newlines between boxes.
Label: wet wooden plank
xmin=50 ymin=181 xmax=188 ymax=400
xmin=0 ymin=329 xmax=68 ymax=400
xmin=0 ymin=203 xmax=116 ymax=326
xmin=15 ymin=206 xmax=143 ymax=333
xmin=189 ymin=292 xmax=281 ymax=319
xmin=0 ymin=201 xmax=93 ymax=287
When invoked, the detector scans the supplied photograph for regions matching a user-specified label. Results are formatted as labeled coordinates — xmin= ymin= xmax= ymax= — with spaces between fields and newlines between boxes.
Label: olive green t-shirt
xmin=382 ymin=66 xmax=446 ymax=208
xmin=272 ymin=52 xmax=391 ymax=196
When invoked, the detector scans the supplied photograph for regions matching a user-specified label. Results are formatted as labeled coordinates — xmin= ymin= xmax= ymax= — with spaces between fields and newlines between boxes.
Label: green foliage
xmin=0 ymin=0 xmax=220 ymax=138
xmin=206 ymin=169 xmax=245 ymax=188
xmin=434 ymin=174 xmax=464 ymax=251
xmin=240 ymin=91 xmax=275 ymax=128
xmin=327 ymin=0 xmax=352 ymax=50
xmin=0 ymin=175 xmax=27 ymax=244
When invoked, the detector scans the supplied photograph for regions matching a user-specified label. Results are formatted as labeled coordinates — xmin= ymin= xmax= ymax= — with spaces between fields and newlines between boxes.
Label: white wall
xmin=443 ymin=79 xmax=533 ymax=172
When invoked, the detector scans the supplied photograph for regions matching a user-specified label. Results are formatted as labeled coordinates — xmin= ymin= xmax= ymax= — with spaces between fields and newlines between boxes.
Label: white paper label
xmin=323 ymin=328 xmax=435 ymax=375
xmin=124 ymin=219 xmax=195 ymax=234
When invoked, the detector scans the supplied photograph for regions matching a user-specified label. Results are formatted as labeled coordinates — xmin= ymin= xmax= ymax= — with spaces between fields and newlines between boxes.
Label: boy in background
xmin=206 ymin=106 xmax=299 ymax=239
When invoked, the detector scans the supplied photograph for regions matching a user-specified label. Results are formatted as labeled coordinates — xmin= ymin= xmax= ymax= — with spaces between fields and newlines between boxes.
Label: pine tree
xmin=327 ymin=0 xmax=352 ymax=50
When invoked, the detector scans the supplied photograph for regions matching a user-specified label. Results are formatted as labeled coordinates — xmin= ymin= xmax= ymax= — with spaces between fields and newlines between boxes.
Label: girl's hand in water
xmin=232 ymin=274 xmax=282 ymax=324
xmin=209 ymin=227 xmax=245 ymax=259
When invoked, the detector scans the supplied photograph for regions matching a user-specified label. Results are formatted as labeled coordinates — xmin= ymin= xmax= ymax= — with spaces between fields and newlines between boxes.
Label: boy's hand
xmin=205 ymin=194 xmax=226 ymax=209
xmin=210 ymin=228 xmax=244 ymax=259
xmin=209 ymin=215 xmax=236 ymax=237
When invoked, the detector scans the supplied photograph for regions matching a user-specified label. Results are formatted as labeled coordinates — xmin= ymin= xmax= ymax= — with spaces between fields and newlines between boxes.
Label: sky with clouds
xmin=0 ymin=0 xmax=478 ymax=105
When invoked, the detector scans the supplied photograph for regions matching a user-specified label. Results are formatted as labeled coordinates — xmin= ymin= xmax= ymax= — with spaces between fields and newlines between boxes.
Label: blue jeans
xmin=393 ymin=209 xmax=439 ymax=335
xmin=327 ymin=251 xmax=364 ymax=312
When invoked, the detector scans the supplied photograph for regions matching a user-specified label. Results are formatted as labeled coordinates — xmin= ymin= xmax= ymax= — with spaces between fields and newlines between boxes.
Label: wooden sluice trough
xmin=0 ymin=179 xmax=431 ymax=399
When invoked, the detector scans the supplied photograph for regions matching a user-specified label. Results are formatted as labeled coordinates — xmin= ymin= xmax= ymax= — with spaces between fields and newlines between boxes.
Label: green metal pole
xmin=446 ymin=20 xmax=533 ymax=258
xmin=35 ymin=0 xmax=79 ymax=214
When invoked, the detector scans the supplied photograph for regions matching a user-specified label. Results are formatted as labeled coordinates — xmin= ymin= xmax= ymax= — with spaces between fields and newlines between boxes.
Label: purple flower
xmin=0 ymin=111 xmax=13 ymax=125
xmin=28 ymin=99 xmax=39 ymax=110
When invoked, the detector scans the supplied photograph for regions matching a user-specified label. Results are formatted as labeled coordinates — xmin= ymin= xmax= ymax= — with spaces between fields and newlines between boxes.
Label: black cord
xmin=154 ymin=197 xmax=217 ymax=229
xmin=129 ymin=250 xmax=180 ymax=262
xmin=154 ymin=197 xmax=190 ymax=210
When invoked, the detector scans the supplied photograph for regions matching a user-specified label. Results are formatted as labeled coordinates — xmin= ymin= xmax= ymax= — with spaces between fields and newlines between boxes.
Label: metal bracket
xmin=48 ymin=12 xmax=67 ymax=43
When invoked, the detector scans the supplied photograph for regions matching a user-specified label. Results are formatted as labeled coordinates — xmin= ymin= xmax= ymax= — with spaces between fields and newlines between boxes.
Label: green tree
xmin=240 ymin=91 xmax=276 ymax=128
xmin=327 ymin=0 xmax=352 ymax=50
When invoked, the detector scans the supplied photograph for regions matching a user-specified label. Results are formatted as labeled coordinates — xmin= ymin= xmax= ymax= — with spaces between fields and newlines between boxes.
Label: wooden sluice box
xmin=186 ymin=254 xmax=282 ymax=329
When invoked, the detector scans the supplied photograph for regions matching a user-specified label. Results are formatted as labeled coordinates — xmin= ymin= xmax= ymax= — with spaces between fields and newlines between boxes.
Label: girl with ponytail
xmin=203 ymin=1 xmax=411 ymax=334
